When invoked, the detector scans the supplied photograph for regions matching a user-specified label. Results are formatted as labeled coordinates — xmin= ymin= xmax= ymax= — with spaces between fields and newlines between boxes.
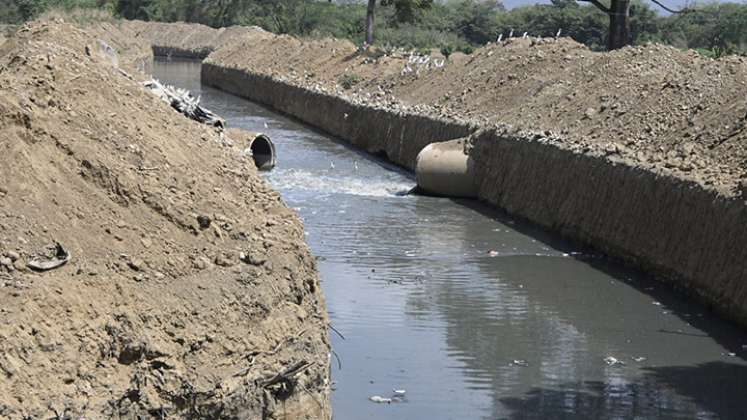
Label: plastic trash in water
xmin=370 ymin=389 xmax=408 ymax=404
xmin=604 ymin=356 xmax=625 ymax=366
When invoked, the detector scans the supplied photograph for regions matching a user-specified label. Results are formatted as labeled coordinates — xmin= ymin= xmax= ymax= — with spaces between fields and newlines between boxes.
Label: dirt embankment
xmin=124 ymin=20 xmax=266 ymax=59
xmin=0 ymin=21 xmax=330 ymax=419
xmin=203 ymin=33 xmax=747 ymax=195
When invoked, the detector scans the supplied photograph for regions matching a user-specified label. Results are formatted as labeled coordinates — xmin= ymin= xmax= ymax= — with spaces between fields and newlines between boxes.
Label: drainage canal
xmin=154 ymin=59 xmax=747 ymax=420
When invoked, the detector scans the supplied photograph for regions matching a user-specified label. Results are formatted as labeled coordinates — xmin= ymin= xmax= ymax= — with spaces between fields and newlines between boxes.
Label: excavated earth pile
xmin=202 ymin=33 xmax=747 ymax=193
xmin=125 ymin=20 xmax=264 ymax=59
xmin=0 ymin=21 xmax=330 ymax=419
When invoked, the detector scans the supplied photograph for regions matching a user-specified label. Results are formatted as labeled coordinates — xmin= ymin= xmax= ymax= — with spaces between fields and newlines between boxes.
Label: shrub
xmin=338 ymin=73 xmax=362 ymax=90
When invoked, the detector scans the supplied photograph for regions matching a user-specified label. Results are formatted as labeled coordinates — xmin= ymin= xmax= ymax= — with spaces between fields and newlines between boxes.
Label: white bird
xmin=330 ymin=162 xmax=335 ymax=170
xmin=556 ymin=28 xmax=562 ymax=39
xmin=354 ymin=161 xmax=359 ymax=171
xmin=509 ymin=29 xmax=514 ymax=38
xmin=497 ymin=34 xmax=503 ymax=43
xmin=264 ymin=122 xmax=268 ymax=129
xmin=523 ymin=32 xmax=528 ymax=39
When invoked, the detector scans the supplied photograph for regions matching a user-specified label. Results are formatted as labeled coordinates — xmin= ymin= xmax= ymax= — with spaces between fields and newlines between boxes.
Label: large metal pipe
xmin=415 ymin=138 xmax=477 ymax=198
xmin=227 ymin=128 xmax=277 ymax=171
xmin=247 ymin=133 xmax=276 ymax=171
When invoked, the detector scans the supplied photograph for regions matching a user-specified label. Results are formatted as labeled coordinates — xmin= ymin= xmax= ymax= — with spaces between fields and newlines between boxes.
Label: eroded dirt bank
xmin=0 ymin=21 xmax=330 ymax=419
xmin=124 ymin=21 xmax=747 ymax=325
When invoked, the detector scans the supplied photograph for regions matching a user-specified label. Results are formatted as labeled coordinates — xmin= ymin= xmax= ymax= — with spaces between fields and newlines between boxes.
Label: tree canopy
xmin=3 ymin=0 xmax=746 ymax=57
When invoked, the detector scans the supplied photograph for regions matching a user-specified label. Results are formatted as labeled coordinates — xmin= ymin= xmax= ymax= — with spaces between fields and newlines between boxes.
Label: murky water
xmin=153 ymin=59 xmax=747 ymax=420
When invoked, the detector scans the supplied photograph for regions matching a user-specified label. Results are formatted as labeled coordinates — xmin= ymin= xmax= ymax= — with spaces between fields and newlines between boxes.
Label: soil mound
xmin=0 ymin=21 xmax=330 ymax=419
xmin=125 ymin=20 xmax=268 ymax=58
xmin=207 ymin=33 xmax=747 ymax=194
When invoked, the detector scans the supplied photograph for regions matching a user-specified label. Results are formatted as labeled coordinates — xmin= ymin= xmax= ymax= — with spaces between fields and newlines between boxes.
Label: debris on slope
xmin=144 ymin=78 xmax=225 ymax=127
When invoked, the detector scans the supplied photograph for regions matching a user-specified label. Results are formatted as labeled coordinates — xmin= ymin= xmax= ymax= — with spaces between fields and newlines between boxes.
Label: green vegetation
xmin=338 ymin=73 xmax=362 ymax=89
xmin=2 ymin=0 xmax=746 ymax=56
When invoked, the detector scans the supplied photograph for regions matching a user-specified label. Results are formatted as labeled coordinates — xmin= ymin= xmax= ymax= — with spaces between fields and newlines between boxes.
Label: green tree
xmin=661 ymin=3 xmax=747 ymax=56
xmin=577 ymin=0 xmax=683 ymax=50
xmin=365 ymin=0 xmax=434 ymax=44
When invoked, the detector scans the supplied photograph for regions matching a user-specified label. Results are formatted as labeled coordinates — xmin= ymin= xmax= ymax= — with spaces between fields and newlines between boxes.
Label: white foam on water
xmin=267 ymin=169 xmax=413 ymax=198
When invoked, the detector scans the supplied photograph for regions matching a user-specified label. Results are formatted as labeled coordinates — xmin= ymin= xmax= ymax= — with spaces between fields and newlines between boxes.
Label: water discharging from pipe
xmin=154 ymin=58 xmax=747 ymax=420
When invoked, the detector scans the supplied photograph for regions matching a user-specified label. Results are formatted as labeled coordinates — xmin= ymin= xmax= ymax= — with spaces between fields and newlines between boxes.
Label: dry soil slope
xmin=125 ymin=20 xmax=266 ymax=59
xmin=0 ymin=21 xmax=330 ymax=419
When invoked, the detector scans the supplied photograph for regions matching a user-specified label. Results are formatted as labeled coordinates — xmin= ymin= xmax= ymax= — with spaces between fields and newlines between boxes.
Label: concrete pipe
xmin=247 ymin=133 xmax=277 ymax=171
xmin=415 ymin=138 xmax=477 ymax=198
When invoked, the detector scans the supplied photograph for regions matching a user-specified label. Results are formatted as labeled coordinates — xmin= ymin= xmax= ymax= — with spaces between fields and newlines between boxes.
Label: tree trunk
xmin=607 ymin=0 xmax=631 ymax=50
xmin=366 ymin=0 xmax=376 ymax=45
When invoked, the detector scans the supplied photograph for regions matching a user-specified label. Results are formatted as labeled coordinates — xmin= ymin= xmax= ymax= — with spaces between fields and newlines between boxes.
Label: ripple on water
xmin=267 ymin=168 xmax=414 ymax=198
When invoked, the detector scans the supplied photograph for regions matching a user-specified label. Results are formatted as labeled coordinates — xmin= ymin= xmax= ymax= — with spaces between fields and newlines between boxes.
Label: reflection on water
xmin=154 ymin=59 xmax=747 ymax=420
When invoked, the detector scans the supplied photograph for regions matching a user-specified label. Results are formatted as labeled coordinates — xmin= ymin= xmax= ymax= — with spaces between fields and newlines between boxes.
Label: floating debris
xmin=632 ymin=356 xmax=647 ymax=363
xmin=510 ymin=359 xmax=529 ymax=367
xmin=604 ymin=356 xmax=625 ymax=366
xmin=393 ymin=389 xmax=406 ymax=395
xmin=369 ymin=395 xmax=392 ymax=404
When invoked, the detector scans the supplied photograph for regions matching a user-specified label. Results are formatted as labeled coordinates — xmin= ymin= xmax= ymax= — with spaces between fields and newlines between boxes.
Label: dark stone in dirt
xmin=214 ymin=254 xmax=235 ymax=267
xmin=197 ymin=215 xmax=211 ymax=230
xmin=127 ymin=259 xmax=145 ymax=272
xmin=243 ymin=251 xmax=267 ymax=266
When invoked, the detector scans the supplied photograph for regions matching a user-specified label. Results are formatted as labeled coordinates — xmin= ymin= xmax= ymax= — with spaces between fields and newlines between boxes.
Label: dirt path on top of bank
xmin=200 ymin=30 xmax=747 ymax=195
xmin=0 ymin=21 xmax=330 ymax=419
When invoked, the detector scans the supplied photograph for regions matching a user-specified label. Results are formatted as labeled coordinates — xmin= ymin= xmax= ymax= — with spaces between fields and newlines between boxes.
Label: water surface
xmin=153 ymin=59 xmax=747 ymax=420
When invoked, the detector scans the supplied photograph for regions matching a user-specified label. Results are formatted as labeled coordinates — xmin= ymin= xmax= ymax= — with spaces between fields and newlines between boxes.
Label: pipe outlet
xmin=415 ymin=138 xmax=477 ymax=198
xmin=247 ymin=133 xmax=277 ymax=171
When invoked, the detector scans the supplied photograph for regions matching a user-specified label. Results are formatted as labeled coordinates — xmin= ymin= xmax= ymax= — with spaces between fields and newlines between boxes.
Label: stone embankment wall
xmin=128 ymin=21 xmax=747 ymax=326
xmin=201 ymin=63 xmax=474 ymax=167
xmin=469 ymin=129 xmax=747 ymax=323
